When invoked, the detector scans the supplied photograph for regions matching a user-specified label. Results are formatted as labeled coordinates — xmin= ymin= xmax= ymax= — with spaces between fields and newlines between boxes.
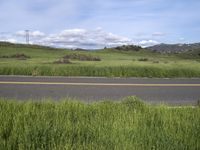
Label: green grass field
xmin=0 ymin=97 xmax=199 ymax=150
xmin=0 ymin=42 xmax=200 ymax=77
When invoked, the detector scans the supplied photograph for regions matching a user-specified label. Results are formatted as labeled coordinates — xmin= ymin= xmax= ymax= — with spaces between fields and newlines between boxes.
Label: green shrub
xmin=138 ymin=58 xmax=149 ymax=61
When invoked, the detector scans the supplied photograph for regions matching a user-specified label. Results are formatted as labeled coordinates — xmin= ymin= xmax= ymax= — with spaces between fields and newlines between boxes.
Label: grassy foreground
xmin=0 ymin=42 xmax=200 ymax=77
xmin=0 ymin=97 xmax=199 ymax=150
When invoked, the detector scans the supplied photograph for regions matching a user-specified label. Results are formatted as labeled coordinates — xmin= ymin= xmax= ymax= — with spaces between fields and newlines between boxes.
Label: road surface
xmin=0 ymin=76 xmax=200 ymax=105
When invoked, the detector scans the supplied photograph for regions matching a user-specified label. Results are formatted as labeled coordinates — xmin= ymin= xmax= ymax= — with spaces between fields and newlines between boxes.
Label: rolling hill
xmin=0 ymin=41 xmax=200 ymax=78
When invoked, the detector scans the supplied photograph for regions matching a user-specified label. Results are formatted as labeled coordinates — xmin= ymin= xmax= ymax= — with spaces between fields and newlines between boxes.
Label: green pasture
xmin=0 ymin=43 xmax=200 ymax=77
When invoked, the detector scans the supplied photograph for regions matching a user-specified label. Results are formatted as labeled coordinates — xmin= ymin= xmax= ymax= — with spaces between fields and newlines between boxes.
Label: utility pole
xmin=25 ymin=30 xmax=29 ymax=44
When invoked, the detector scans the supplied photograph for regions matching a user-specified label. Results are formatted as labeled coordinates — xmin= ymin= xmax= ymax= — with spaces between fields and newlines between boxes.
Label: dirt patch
xmin=63 ymin=53 xmax=101 ymax=61
xmin=0 ymin=53 xmax=31 ymax=60
xmin=53 ymin=58 xmax=71 ymax=64
xmin=11 ymin=53 xmax=31 ymax=60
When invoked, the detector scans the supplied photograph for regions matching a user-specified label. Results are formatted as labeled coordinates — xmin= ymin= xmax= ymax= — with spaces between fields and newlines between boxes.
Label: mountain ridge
xmin=147 ymin=43 xmax=200 ymax=53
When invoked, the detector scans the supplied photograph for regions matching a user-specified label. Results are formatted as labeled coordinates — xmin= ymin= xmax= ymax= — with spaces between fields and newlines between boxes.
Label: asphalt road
xmin=0 ymin=75 xmax=200 ymax=105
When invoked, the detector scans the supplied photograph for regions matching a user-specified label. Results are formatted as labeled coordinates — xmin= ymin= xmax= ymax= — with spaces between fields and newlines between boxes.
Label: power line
xmin=25 ymin=30 xmax=29 ymax=44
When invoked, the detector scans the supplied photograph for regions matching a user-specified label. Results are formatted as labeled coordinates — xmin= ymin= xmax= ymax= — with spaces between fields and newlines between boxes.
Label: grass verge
xmin=0 ymin=97 xmax=199 ymax=150
xmin=0 ymin=65 xmax=200 ymax=77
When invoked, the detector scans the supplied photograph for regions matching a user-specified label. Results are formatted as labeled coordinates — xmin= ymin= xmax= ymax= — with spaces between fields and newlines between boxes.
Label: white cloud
xmin=179 ymin=37 xmax=185 ymax=41
xmin=152 ymin=32 xmax=166 ymax=37
xmin=16 ymin=31 xmax=26 ymax=36
xmin=3 ymin=28 xmax=162 ymax=48
xmin=39 ymin=28 xmax=133 ymax=49
xmin=138 ymin=40 xmax=159 ymax=47
xmin=7 ymin=39 xmax=17 ymax=43
xmin=0 ymin=38 xmax=17 ymax=43
xmin=60 ymin=29 xmax=87 ymax=37
xmin=16 ymin=30 xmax=45 ymax=38
xmin=31 ymin=31 xmax=45 ymax=37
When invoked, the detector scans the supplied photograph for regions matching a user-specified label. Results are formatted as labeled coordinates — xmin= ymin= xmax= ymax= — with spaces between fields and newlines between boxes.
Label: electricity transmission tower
xmin=25 ymin=30 xmax=29 ymax=44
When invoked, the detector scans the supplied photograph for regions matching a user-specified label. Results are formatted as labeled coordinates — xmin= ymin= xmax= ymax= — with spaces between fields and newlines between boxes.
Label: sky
xmin=0 ymin=0 xmax=200 ymax=49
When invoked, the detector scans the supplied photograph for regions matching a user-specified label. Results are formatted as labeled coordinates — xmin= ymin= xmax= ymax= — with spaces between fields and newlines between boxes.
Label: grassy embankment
xmin=0 ymin=97 xmax=199 ymax=150
xmin=0 ymin=42 xmax=200 ymax=77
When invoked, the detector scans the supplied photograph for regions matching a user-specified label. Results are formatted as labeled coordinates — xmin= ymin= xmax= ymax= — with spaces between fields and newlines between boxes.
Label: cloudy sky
xmin=0 ymin=0 xmax=200 ymax=48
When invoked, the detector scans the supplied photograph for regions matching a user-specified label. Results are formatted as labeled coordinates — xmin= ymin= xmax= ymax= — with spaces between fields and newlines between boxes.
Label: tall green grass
xmin=0 ymin=65 xmax=200 ymax=77
xmin=0 ymin=97 xmax=199 ymax=150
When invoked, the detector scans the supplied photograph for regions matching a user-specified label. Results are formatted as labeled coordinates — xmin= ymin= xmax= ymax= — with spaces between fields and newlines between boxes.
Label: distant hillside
xmin=1 ymin=41 xmax=199 ymax=57
xmin=108 ymin=45 xmax=143 ymax=51
xmin=0 ymin=41 xmax=65 ymax=51
xmin=147 ymin=43 xmax=200 ymax=54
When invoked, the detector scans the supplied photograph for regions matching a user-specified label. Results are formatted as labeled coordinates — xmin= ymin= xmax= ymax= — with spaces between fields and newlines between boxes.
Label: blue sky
xmin=0 ymin=0 xmax=200 ymax=48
